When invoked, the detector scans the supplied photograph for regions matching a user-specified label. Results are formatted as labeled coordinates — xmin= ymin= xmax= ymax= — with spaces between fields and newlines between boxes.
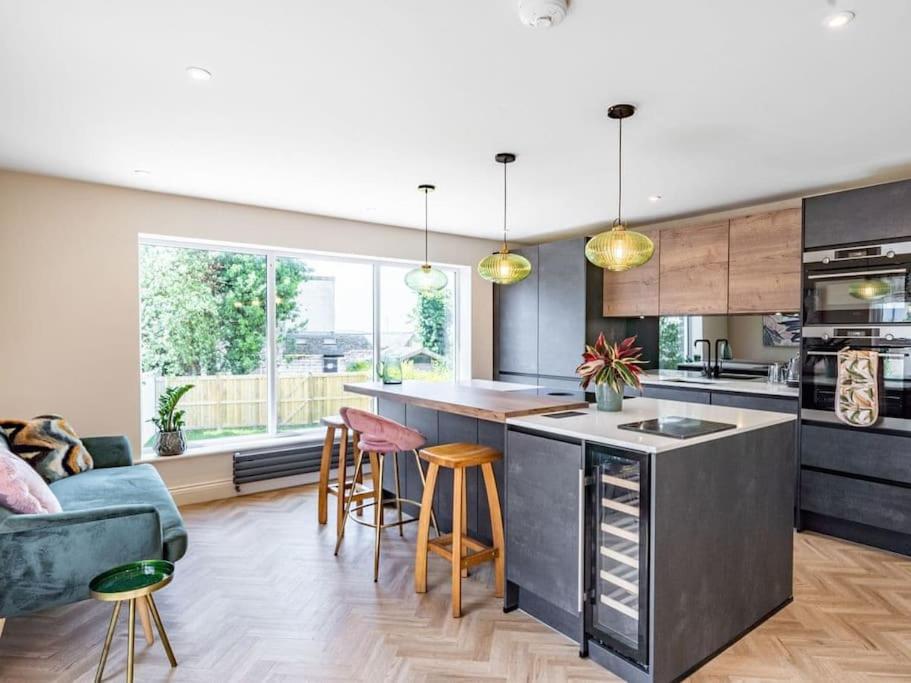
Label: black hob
xmin=617 ymin=416 xmax=737 ymax=439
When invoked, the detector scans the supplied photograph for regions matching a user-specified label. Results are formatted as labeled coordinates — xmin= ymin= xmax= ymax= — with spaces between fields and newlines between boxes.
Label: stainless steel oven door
xmin=803 ymin=260 xmax=911 ymax=326
xmin=801 ymin=330 xmax=911 ymax=432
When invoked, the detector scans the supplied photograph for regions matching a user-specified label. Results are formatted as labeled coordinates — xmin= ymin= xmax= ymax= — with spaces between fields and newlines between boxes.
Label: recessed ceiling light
xmin=133 ymin=169 xmax=151 ymax=175
xmin=823 ymin=10 xmax=855 ymax=29
xmin=185 ymin=66 xmax=212 ymax=81
xmin=648 ymin=194 xmax=662 ymax=202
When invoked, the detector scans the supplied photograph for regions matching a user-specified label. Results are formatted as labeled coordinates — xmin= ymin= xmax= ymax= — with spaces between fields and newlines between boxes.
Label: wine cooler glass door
xmin=588 ymin=446 xmax=650 ymax=668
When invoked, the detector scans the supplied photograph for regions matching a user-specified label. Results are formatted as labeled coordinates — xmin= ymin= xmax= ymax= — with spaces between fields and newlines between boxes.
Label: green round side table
xmin=89 ymin=560 xmax=177 ymax=683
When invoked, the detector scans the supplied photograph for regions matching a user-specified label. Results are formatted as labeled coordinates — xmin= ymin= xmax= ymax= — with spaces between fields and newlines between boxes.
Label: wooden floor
xmin=2 ymin=486 xmax=911 ymax=682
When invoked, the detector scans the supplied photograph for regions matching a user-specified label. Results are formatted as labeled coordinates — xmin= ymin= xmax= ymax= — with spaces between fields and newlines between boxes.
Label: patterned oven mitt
xmin=835 ymin=349 xmax=880 ymax=427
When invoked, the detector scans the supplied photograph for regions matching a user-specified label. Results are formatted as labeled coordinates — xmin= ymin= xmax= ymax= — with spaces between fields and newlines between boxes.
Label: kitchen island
xmin=345 ymin=381 xmax=796 ymax=683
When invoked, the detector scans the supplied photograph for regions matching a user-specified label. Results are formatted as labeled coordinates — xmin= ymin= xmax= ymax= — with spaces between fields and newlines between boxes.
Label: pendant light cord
xmin=617 ymin=116 xmax=623 ymax=225
xmin=503 ymin=159 xmax=509 ymax=247
xmin=424 ymin=187 xmax=429 ymax=265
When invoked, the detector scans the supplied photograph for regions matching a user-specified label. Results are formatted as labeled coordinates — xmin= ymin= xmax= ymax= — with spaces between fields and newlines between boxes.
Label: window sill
xmin=140 ymin=431 xmax=326 ymax=463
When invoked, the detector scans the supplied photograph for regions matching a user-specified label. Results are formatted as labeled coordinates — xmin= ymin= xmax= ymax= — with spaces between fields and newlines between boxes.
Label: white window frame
xmin=138 ymin=234 xmax=470 ymax=447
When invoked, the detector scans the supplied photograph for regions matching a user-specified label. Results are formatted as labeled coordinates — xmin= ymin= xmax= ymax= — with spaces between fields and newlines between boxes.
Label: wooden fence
xmin=154 ymin=371 xmax=372 ymax=431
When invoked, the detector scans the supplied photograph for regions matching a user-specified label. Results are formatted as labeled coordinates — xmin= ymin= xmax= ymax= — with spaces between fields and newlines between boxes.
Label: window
xmin=139 ymin=239 xmax=467 ymax=449
xmin=658 ymin=316 xmax=702 ymax=369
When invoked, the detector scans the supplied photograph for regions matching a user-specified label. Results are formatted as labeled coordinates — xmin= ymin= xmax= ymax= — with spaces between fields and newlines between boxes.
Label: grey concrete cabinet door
xmin=804 ymin=179 xmax=911 ymax=249
xmin=538 ymin=238 xmax=587 ymax=378
xmin=495 ymin=246 xmax=539 ymax=376
xmin=506 ymin=429 xmax=582 ymax=616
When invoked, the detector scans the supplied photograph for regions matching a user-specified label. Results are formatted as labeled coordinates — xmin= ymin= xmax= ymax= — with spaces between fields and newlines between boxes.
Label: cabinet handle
xmin=578 ymin=468 xmax=585 ymax=613
xmin=807 ymin=268 xmax=906 ymax=280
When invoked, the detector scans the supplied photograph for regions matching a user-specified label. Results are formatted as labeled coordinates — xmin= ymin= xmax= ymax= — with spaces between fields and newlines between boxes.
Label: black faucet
xmin=694 ymin=339 xmax=711 ymax=377
xmin=713 ymin=339 xmax=730 ymax=378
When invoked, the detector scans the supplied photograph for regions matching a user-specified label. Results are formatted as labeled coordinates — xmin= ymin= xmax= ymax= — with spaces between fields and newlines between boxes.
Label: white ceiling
xmin=1 ymin=1 xmax=910 ymax=242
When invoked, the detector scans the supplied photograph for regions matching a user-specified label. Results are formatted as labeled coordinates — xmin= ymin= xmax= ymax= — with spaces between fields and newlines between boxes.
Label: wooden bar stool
xmin=414 ymin=443 xmax=505 ymax=618
xmin=317 ymin=415 xmax=370 ymax=538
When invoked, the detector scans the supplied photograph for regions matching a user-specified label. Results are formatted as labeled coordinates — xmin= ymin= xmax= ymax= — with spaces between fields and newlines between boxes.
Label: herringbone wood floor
xmin=2 ymin=486 xmax=911 ymax=682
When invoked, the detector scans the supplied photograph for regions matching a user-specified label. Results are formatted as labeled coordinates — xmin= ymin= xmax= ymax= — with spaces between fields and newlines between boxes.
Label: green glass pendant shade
xmin=405 ymin=263 xmax=448 ymax=292
xmin=849 ymin=279 xmax=892 ymax=301
xmin=585 ymin=224 xmax=655 ymax=272
xmin=477 ymin=246 xmax=532 ymax=285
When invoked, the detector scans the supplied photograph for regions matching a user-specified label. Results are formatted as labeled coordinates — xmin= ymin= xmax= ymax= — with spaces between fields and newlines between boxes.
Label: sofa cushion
xmin=0 ymin=446 xmax=62 ymax=514
xmin=0 ymin=415 xmax=93 ymax=482
xmin=50 ymin=464 xmax=187 ymax=562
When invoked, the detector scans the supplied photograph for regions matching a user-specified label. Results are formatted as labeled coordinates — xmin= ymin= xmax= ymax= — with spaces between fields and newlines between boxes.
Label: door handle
xmin=578 ymin=468 xmax=585 ymax=614
xmin=807 ymin=268 xmax=907 ymax=280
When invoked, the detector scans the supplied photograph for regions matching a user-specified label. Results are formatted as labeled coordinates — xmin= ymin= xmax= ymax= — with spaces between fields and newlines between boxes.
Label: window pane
xmin=379 ymin=265 xmax=456 ymax=382
xmin=658 ymin=316 xmax=686 ymax=369
xmin=275 ymin=258 xmax=375 ymax=432
xmin=139 ymin=244 xmax=268 ymax=447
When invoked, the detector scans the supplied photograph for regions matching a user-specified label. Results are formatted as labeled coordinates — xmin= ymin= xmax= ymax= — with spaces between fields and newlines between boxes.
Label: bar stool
xmin=414 ymin=443 xmax=505 ymax=618
xmin=317 ymin=415 xmax=370 ymax=538
xmin=334 ymin=407 xmax=439 ymax=581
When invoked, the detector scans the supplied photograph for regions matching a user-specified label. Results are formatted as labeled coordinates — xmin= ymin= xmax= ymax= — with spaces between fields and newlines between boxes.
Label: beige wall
xmin=0 ymin=171 xmax=499 ymax=454
xmin=728 ymin=315 xmax=799 ymax=364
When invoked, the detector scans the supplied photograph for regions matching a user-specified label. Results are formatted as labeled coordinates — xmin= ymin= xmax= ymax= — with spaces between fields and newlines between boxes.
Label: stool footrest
xmin=328 ymin=481 xmax=372 ymax=499
xmin=427 ymin=534 xmax=498 ymax=569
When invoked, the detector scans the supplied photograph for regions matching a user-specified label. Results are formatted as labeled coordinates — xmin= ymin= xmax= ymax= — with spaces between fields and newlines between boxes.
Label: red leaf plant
xmin=575 ymin=333 xmax=646 ymax=394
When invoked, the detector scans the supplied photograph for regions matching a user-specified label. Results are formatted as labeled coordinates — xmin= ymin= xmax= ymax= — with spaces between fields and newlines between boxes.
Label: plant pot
xmin=595 ymin=383 xmax=623 ymax=412
xmin=154 ymin=430 xmax=187 ymax=456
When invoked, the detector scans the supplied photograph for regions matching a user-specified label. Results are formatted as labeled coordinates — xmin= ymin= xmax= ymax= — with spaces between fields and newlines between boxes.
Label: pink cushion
xmin=0 ymin=446 xmax=62 ymax=514
xmin=339 ymin=407 xmax=425 ymax=453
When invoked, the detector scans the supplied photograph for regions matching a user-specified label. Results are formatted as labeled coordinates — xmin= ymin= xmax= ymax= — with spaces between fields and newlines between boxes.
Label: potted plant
xmin=576 ymin=334 xmax=645 ymax=412
xmin=150 ymin=384 xmax=194 ymax=456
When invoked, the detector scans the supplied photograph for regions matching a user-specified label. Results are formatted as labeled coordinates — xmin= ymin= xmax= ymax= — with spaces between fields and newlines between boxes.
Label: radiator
xmin=232 ymin=440 xmax=353 ymax=489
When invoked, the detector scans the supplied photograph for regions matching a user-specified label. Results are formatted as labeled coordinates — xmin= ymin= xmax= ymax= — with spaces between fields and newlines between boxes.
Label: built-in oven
xmin=801 ymin=325 xmax=911 ymax=433
xmin=803 ymin=241 xmax=911 ymax=326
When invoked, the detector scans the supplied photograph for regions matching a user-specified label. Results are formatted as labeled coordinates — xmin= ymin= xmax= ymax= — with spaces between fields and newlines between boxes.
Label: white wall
xmin=0 ymin=171 xmax=499 ymax=459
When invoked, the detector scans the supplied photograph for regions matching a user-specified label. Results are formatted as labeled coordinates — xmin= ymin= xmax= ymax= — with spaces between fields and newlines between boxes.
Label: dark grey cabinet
xmin=495 ymin=246 xmax=538 ymax=376
xmin=801 ymin=424 xmax=911 ymax=485
xmin=709 ymin=392 xmax=797 ymax=414
xmin=639 ymin=384 xmax=711 ymax=404
xmin=804 ymin=178 xmax=911 ymax=249
xmin=538 ymin=238 xmax=587 ymax=378
xmin=506 ymin=428 xmax=582 ymax=617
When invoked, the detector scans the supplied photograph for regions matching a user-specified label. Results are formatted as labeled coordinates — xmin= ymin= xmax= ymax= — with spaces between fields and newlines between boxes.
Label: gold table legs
xmin=94 ymin=594 xmax=176 ymax=683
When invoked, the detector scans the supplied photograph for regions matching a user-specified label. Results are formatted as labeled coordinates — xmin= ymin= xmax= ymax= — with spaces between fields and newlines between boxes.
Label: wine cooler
xmin=585 ymin=444 xmax=650 ymax=669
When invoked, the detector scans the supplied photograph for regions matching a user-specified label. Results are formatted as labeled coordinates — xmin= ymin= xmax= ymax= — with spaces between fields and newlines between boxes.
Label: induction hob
xmin=617 ymin=416 xmax=737 ymax=439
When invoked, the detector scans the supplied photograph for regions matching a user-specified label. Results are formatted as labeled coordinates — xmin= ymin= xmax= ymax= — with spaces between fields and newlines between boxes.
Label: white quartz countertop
xmin=639 ymin=370 xmax=799 ymax=398
xmin=506 ymin=397 xmax=796 ymax=453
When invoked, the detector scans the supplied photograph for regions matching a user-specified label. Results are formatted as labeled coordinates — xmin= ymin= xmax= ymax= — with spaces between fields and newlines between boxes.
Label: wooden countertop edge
xmin=343 ymin=384 xmax=589 ymax=423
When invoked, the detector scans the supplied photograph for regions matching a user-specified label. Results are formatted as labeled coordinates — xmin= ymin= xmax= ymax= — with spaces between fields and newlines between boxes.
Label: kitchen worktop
xmin=344 ymin=380 xmax=587 ymax=423
xmin=638 ymin=370 xmax=799 ymax=398
xmin=506 ymin=397 xmax=796 ymax=453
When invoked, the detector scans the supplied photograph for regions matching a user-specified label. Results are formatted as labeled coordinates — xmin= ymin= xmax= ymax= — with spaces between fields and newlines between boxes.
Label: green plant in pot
xmin=576 ymin=334 xmax=645 ymax=412
xmin=149 ymin=384 xmax=194 ymax=456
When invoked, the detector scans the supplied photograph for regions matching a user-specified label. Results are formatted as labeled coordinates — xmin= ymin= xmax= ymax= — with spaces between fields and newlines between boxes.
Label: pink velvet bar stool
xmin=334 ymin=407 xmax=439 ymax=581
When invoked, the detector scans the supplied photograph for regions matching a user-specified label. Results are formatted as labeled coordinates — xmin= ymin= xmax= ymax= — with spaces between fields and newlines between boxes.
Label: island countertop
xmin=507 ymin=397 xmax=796 ymax=453
xmin=343 ymin=380 xmax=587 ymax=423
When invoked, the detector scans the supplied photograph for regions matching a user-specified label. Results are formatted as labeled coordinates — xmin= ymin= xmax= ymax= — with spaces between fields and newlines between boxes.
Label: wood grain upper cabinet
xmin=728 ymin=209 xmax=801 ymax=314
xmin=602 ymin=227 xmax=660 ymax=317
xmin=658 ymin=221 xmax=729 ymax=315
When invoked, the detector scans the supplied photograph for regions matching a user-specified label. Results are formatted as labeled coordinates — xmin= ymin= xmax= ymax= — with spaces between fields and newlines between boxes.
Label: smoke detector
xmin=518 ymin=0 xmax=567 ymax=29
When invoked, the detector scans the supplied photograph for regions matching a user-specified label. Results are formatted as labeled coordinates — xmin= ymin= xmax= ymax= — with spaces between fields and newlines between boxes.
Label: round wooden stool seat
xmin=320 ymin=415 xmax=346 ymax=429
xmin=418 ymin=443 xmax=501 ymax=469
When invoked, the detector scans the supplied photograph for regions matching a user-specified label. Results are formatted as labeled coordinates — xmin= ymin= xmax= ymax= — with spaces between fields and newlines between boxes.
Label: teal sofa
xmin=0 ymin=434 xmax=187 ymax=619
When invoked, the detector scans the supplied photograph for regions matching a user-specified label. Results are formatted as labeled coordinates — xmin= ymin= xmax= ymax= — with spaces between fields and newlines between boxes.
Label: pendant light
xmin=478 ymin=153 xmax=532 ymax=285
xmin=405 ymin=184 xmax=448 ymax=293
xmin=585 ymin=104 xmax=655 ymax=272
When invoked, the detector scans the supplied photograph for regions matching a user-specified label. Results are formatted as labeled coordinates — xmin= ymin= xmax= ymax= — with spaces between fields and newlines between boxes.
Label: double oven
xmin=802 ymin=241 xmax=911 ymax=432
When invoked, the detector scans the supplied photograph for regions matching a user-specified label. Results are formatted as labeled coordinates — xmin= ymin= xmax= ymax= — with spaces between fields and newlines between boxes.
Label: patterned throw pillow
xmin=0 ymin=415 xmax=94 ymax=483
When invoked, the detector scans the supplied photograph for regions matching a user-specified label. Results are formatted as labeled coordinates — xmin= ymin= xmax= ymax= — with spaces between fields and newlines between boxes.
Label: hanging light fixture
xmin=850 ymin=279 xmax=892 ymax=301
xmin=405 ymin=184 xmax=448 ymax=293
xmin=478 ymin=153 xmax=532 ymax=285
xmin=585 ymin=104 xmax=655 ymax=272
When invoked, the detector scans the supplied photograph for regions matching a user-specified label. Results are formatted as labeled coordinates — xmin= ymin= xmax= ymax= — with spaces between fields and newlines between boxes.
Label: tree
xmin=658 ymin=316 xmax=684 ymax=370
xmin=140 ymin=246 xmax=310 ymax=376
xmin=411 ymin=289 xmax=451 ymax=357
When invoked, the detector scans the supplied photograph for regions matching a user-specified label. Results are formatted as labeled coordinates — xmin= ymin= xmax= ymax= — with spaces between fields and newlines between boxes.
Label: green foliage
xmin=346 ymin=359 xmax=372 ymax=373
xmin=150 ymin=384 xmax=194 ymax=432
xmin=411 ymin=289 xmax=451 ymax=357
xmin=140 ymin=246 xmax=310 ymax=375
xmin=658 ymin=316 xmax=684 ymax=370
